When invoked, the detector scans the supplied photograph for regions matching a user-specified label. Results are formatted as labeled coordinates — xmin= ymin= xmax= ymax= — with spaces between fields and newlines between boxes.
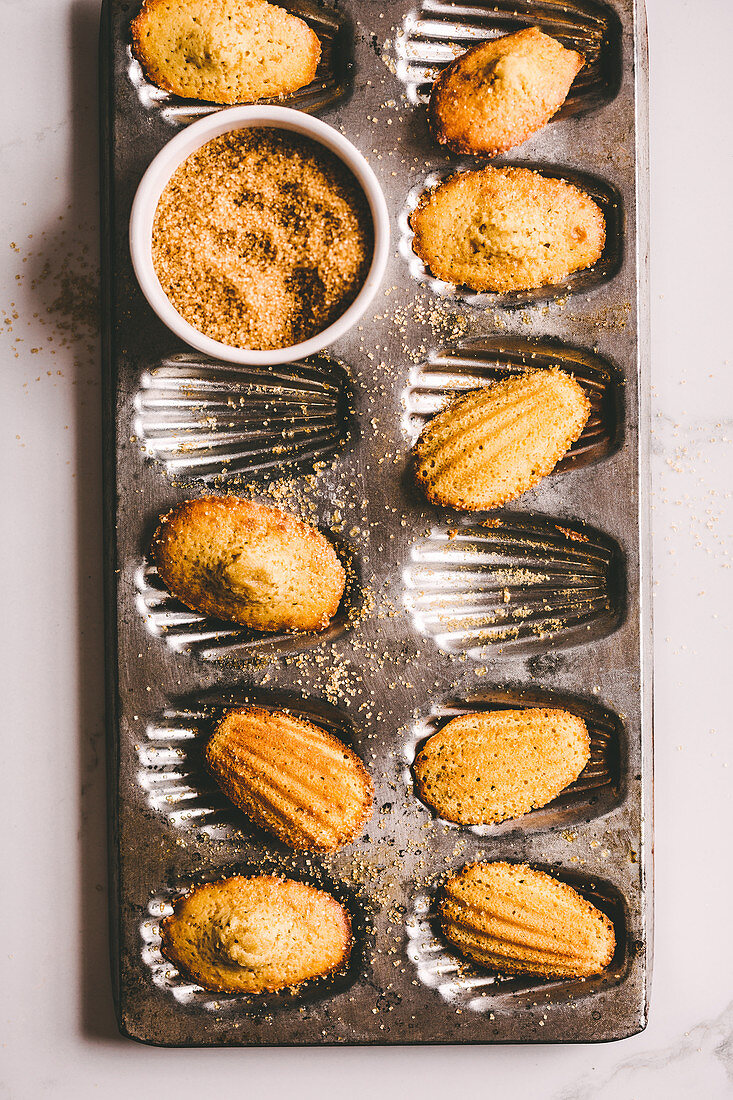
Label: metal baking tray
xmin=99 ymin=0 xmax=651 ymax=1045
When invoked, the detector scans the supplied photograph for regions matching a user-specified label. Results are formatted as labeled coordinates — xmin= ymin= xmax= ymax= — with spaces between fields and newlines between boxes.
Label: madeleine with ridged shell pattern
xmin=410 ymin=166 xmax=606 ymax=293
xmin=414 ymin=368 xmax=590 ymax=510
xmin=160 ymin=875 xmax=352 ymax=994
xmin=414 ymin=708 xmax=591 ymax=825
xmin=206 ymin=706 xmax=374 ymax=851
xmin=440 ymin=862 xmax=616 ymax=979
xmin=429 ymin=27 xmax=584 ymax=157
xmin=151 ymin=496 xmax=346 ymax=634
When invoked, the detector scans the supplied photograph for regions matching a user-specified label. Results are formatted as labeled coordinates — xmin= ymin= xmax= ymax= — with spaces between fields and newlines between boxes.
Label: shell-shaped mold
xmin=126 ymin=2 xmax=352 ymax=126
xmin=134 ymin=353 xmax=352 ymax=483
xmin=394 ymin=0 xmax=621 ymax=113
xmin=137 ymin=703 xmax=234 ymax=836
xmin=403 ymin=514 xmax=624 ymax=657
xmin=405 ymin=867 xmax=628 ymax=1012
xmin=403 ymin=336 xmax=622 ymax=471
xmin=403 ymin=687 xmax=624 ymax=834
xmin=134 ymin=552 xmax=355 ymax=661
xmin=136 ymin=694 xmax=356 ymax=836
xmin=399 ymin=166 xmax=622 ymax=308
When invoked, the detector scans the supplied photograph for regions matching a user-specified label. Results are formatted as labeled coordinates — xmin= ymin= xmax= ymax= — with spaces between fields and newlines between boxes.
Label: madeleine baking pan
xmin=99 ymin=0 xmax=651 ymax=1045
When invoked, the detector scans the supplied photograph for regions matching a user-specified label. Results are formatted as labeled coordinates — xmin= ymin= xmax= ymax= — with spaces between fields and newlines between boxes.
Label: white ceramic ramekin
xmin=129 ymin=105 xmax=390 ymax=366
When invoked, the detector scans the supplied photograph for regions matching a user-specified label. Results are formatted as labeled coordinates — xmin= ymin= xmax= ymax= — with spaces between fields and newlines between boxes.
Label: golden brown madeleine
xmin=206 ymin=706 xmax=373 ymax=850
xmin=160 ymin=875 xmax=351 ymax=994
xmin=429 ymin=27 xmax=584 ymax=157
xmin=413 ymin=368 xmax=590 ymax=510
xmin=151 ymin=496 xmax=345 ymax=633
xmin=410 ymin=166 xmax=606 ymax=293
xmin=414 ymin=708 xmax=590 ymax=825
xmin=131 ymin=0 xmax=321 ymax=105
xmin=440 ymin=862 xmax=615 ymax=979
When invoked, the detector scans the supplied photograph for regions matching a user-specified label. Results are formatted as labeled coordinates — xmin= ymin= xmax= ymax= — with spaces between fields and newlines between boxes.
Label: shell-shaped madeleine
xmin=414 ymin=368 xmax=590 ymax=510
xmin=429 ymin=27 xmax=584 ymax=157
xmin=410 ymin=166 xmax=606 ymax=293
xmin=441 ymin=862 xmax=615 ymax=978
xmin=160 ymin=875 xmax=351 ymax=994
xmin=131 ymin=0 xmax=321 ymax=105
xmin=414 ymin=708 xmax=590 ymax=825
xmin=151 ymin=496 xmax=345 ymax=634
xmin=205 ymin=707 xmax=373 ymax=850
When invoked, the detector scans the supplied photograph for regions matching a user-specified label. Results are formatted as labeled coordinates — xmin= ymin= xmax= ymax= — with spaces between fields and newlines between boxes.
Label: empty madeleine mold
xmin=403 ymin=513 xmax=625 ymax=657
xmin=134 ymin=353 xmax=353 ymax=482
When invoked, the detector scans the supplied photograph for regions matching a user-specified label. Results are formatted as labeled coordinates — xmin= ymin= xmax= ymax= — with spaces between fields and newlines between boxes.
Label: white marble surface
xmin=1 ymin=0 xmax=731 ymax=1095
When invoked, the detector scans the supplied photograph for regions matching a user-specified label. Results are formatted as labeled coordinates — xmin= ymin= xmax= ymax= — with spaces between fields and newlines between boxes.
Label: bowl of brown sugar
xmin=129 ymin=106 xmax=390 ymax=365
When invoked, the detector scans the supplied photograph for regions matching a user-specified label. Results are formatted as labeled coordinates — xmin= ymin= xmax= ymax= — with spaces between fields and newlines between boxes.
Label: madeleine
xmin=206 ymin=707 xmax=373 ymax=850
xmin=410 ymin=166 xmax=605 ymax=293
xmin=132 ymin=0 xmax=320 ymax=104
xmin=161 ymin=875 xmax=351 ymax=994
xmin=441 ymin=862 xmax=615 ymax=978
xmin=413 ymin=368 xmax=590 ymax=510
xmin=152 ymin=496 xmax=345 ymax=633
xmin=414 ymin=708 xmax=590 ymax=825
xmin=429 ymin=27 xmax=584 ymax=156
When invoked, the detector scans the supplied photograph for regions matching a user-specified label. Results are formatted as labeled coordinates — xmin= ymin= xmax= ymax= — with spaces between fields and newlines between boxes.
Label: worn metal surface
xmin=100 ymin=0 xmax=651 ymax=1045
